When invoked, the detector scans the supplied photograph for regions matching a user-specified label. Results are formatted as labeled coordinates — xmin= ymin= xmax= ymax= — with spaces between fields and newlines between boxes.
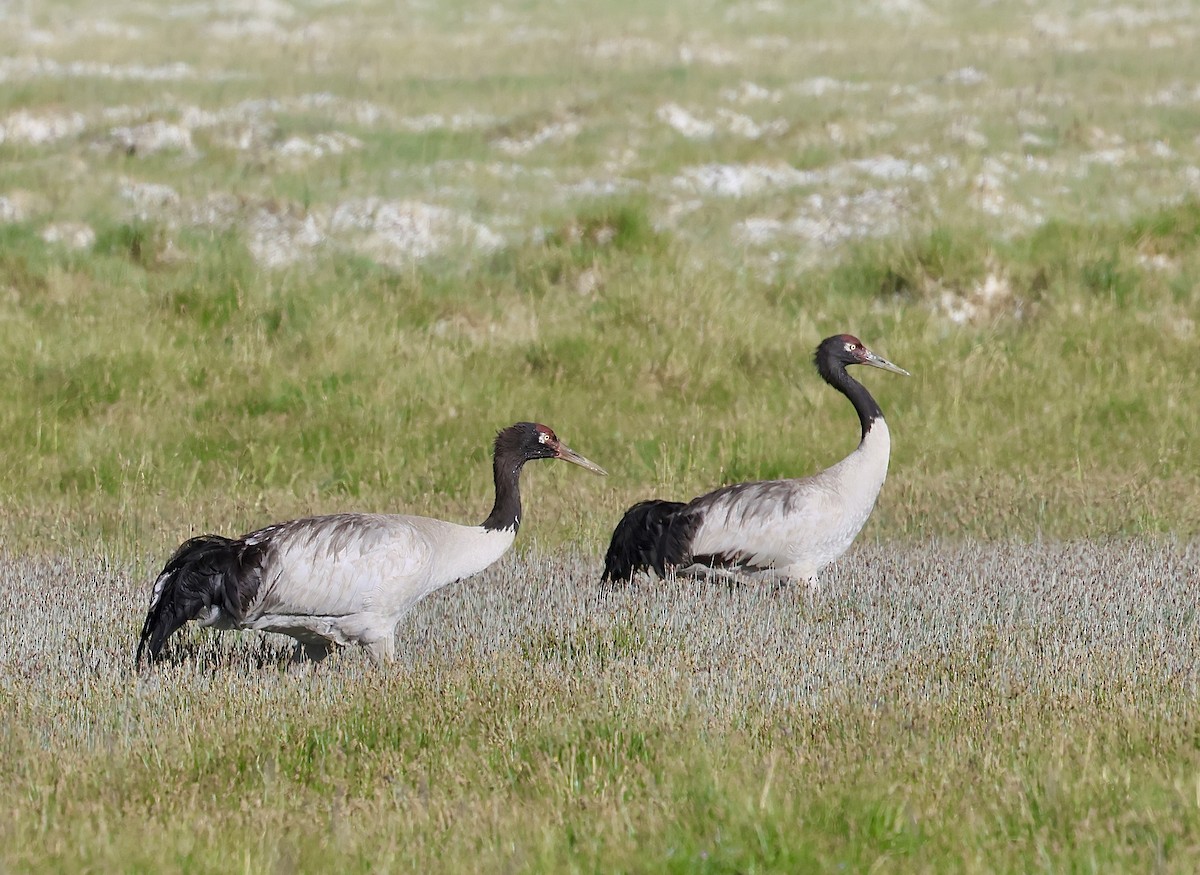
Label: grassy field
xmin=5 ymin=543 xmax=1200 ymax=871
xmin=2 ymin=0 xmax=1200 ymax=870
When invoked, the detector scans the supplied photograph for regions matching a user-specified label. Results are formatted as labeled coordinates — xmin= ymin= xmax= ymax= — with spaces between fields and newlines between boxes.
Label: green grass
xmin=3 ymin=200 xmax=1197 ymax=551
xmin=5 ymin=544 xmax=1200 ymax=872
xmin=3 ymin=0 xmax=1200 ymax=869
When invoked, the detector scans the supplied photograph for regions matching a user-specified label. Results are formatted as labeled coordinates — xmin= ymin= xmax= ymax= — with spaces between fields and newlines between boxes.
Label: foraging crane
xmin=137 ymin=422 xmax=606 ymax=665
xmin=602 ymin=334 xmax=908 ymax=588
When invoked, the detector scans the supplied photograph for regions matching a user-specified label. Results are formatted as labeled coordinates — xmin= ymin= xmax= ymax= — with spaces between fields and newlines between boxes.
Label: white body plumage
xmin=684 ymin=419 xmax=891 ymax=585
xmin=198 ymin=514 xmax=516 ymax=661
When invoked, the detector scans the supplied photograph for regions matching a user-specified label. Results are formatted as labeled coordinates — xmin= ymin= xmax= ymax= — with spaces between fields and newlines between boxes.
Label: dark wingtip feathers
xmin=135 ymin=534 xmax=266 ymax=668
xmin=601 ymin=499 xmax=689 ymax=582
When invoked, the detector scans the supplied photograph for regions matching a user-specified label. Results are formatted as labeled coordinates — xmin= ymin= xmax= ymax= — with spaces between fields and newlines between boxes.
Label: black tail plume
xmin=601 ymin=499 xmax=688 ymax=582
xmin=136 ymin=534 xmax=267 ymax=666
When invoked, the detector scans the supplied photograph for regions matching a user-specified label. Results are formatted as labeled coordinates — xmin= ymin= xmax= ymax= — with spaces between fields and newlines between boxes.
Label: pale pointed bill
xmin=862 ymin=349 xmax=910 ymax=376
xmin=555 ymin=443 xmax=608 ymax=475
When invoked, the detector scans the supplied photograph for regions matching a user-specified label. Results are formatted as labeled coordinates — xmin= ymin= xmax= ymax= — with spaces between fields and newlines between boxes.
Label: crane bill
xmin=555 ymin=444 xmax=607 ymax=476
xmin=863 ymin=350 xmax=910 ymax=376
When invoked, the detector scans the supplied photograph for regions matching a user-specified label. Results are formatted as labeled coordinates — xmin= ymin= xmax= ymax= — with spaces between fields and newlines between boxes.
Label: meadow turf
xmin=5 ymin=544 xmax=1200 ymax=872
xmin=2 ymin=0 xmax=1200 ymax=870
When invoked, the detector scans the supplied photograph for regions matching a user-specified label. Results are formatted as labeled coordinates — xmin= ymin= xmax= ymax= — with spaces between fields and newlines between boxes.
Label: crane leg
xmin=366 ymin=634 xmax=396 ymax=665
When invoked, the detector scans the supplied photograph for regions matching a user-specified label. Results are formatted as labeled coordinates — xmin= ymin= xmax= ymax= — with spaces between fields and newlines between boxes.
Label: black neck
xmin=481 ymin=454 xmax=524 ymax=532
xmin=820 ymin=361 xmax=883 ymax=441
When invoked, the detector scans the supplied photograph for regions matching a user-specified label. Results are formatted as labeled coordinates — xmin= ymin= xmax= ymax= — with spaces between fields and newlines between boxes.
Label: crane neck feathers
xmin=817 ymin=358 xmax=884 ymax=440
xmin=482 ymin=457 xmax=524 ymax=532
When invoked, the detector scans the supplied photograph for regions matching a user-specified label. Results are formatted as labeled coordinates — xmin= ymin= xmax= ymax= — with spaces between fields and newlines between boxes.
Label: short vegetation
xmin=1 ymin=0 xmax=1199 ymax=871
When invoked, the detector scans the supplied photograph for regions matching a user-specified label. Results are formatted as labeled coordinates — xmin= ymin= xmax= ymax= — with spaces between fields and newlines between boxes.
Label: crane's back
xmin=240 ymin=512 xmax=515 ymax=645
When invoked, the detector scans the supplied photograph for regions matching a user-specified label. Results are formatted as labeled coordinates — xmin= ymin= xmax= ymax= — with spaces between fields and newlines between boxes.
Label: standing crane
xmin=602 ymin=334 xmax=908 ymax=588
xmin=137 ymin=422 xmax=606 ymax=665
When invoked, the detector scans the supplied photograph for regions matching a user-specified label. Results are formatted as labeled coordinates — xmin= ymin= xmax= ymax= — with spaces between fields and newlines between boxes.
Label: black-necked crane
xmin=137 ymin=422 xmax=606 ymax=665
xmin=602 ymin=334 xmax=908 ymax=588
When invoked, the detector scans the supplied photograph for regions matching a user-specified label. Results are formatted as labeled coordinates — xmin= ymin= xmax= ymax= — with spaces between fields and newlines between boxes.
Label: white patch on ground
xmin=183 ymin=193 xmax=244 ymax=231
xmin=1 ymin=196 xmax=28 ymax=223
xmin=970 ymin=159 xmax=1044 ymax=227
xmin=246 ymin=206 xmax=325 ymax=268
xmin=724 ymin=0 xmax=784 ymax=22
xmin=21 ymin=17 xmax=145 ymax=42
xmin=678 ymin=44 xmax=739 ymax=66
xmin=674 ymin=163 xmax=821 ymax=197
xmin=720 ymin=81 xmax=782 ymax=104
xmin=98 ymin=96 xmax=381 ymax=158
xmin=935 ymin=268 xmax=1021 ymax=326
xmin=206 ymin=19 xmax=286 ymax=40
xmin=221 ymin=0 xmax=297 ymax=19
xmin=1083 ymin=148 xmax=1132 ymax=166
xmin=328 ymin=198 xmax=503 ymax=267
xmin=0 ymin=110 xmax=86 ymax=145
xmin=943 ymin=66 xmax=988 ymax=86
xmin=108 ymin=121 xmax=197 ymax=156
xmin=792 ymin=76 xmax=870 ymax=97
xmin=588 ymin=36 xmax=662 ymax=60
xmin=0 ymin=190 xmax=47 ymax=223
xmin=397 ymin=111 xmax=495 ymax=132
xmin=1136 ymin=252 xmax=1177 ymax=272
xmin=506 ymin=26 xmax=564 ymax=43
xmin=206 ymin=18 xmax=330 ymax=43
xmin=1030 ymin=14 xmax=1091 ymax=51
xmin=658 ymin=104 xmax=787 ymax=141
xmin=1083 ymin=5 xmax=1192 ymax=27
xmin=717 ymin=109 xmax=788 ymax=139
xmin=213 ymin=119 xmax=276 ymax=153
xmin=931 ymin=270 xmax=1017 ymax=324
xmin=825 ymin=120 xmax=897 ymax=146
xmin=849 ymin=155 xmax=932 ymax=182
xmin=119 ymin=180 xmax=180 ymax=219
xmin=41 ymin=222 xmax=96 ymax=250
xmin=431 ymin=302 xmax=540 ymax=347
xmin=1085 ymin=126 xmax=1126 ymax=149
xmin=660 ymin=198 xmax=704 ymax=227
xmin=888 ymin=84 xmax=956 ymax=115
xmin=871 ymin=0 xmax=935 ymax=19
xmin=1150 ymin=140 xmax=1174 ymax=159
xmin=296 ymin=93 xmax=394 ymax=126
xmin=561 ymin=177 xmax=642 ymax=197
xmin=1148 ymin=83 xmax=1200 ymax=106
xmin=747 ymin=35 xmax=794 ymax=51
xmin=657 ymin=104 xmax=715 ymax=140
xmin=736 ymin=189 xmax=908 ymax=248
xmin=495 ymin=119 xmax=581 ymax=155
xmin=573 ymin=266 xmax=603 ymax=297
xmin=0 ymin=57 xmax=218 ymax=83
xmin=275 ymin=132 xmax=362 ymax=162
xmin=675 ymin=154 xmax=936 ymax=198
xmin=144 ymin=191 xmax=502 ymax=269
xmin=1167 ymin=315 xmax=1195 ymax=340
xmin=948 ymin=118 xmax=988 ymax=149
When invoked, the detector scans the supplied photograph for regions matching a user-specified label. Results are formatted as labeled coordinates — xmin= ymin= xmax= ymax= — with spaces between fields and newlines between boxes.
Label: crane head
xmin=821 ymin=334 xmax=910 ymax=376
xmin=497 ymin=422 xmax=608 ymax=475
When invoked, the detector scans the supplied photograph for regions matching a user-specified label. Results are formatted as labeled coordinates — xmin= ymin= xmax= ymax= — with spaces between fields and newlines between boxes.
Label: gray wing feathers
xmin=245 ymin=514 xmax=434 ymax=622
xmin=688 ymin=478 xmax=837 ymax=569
